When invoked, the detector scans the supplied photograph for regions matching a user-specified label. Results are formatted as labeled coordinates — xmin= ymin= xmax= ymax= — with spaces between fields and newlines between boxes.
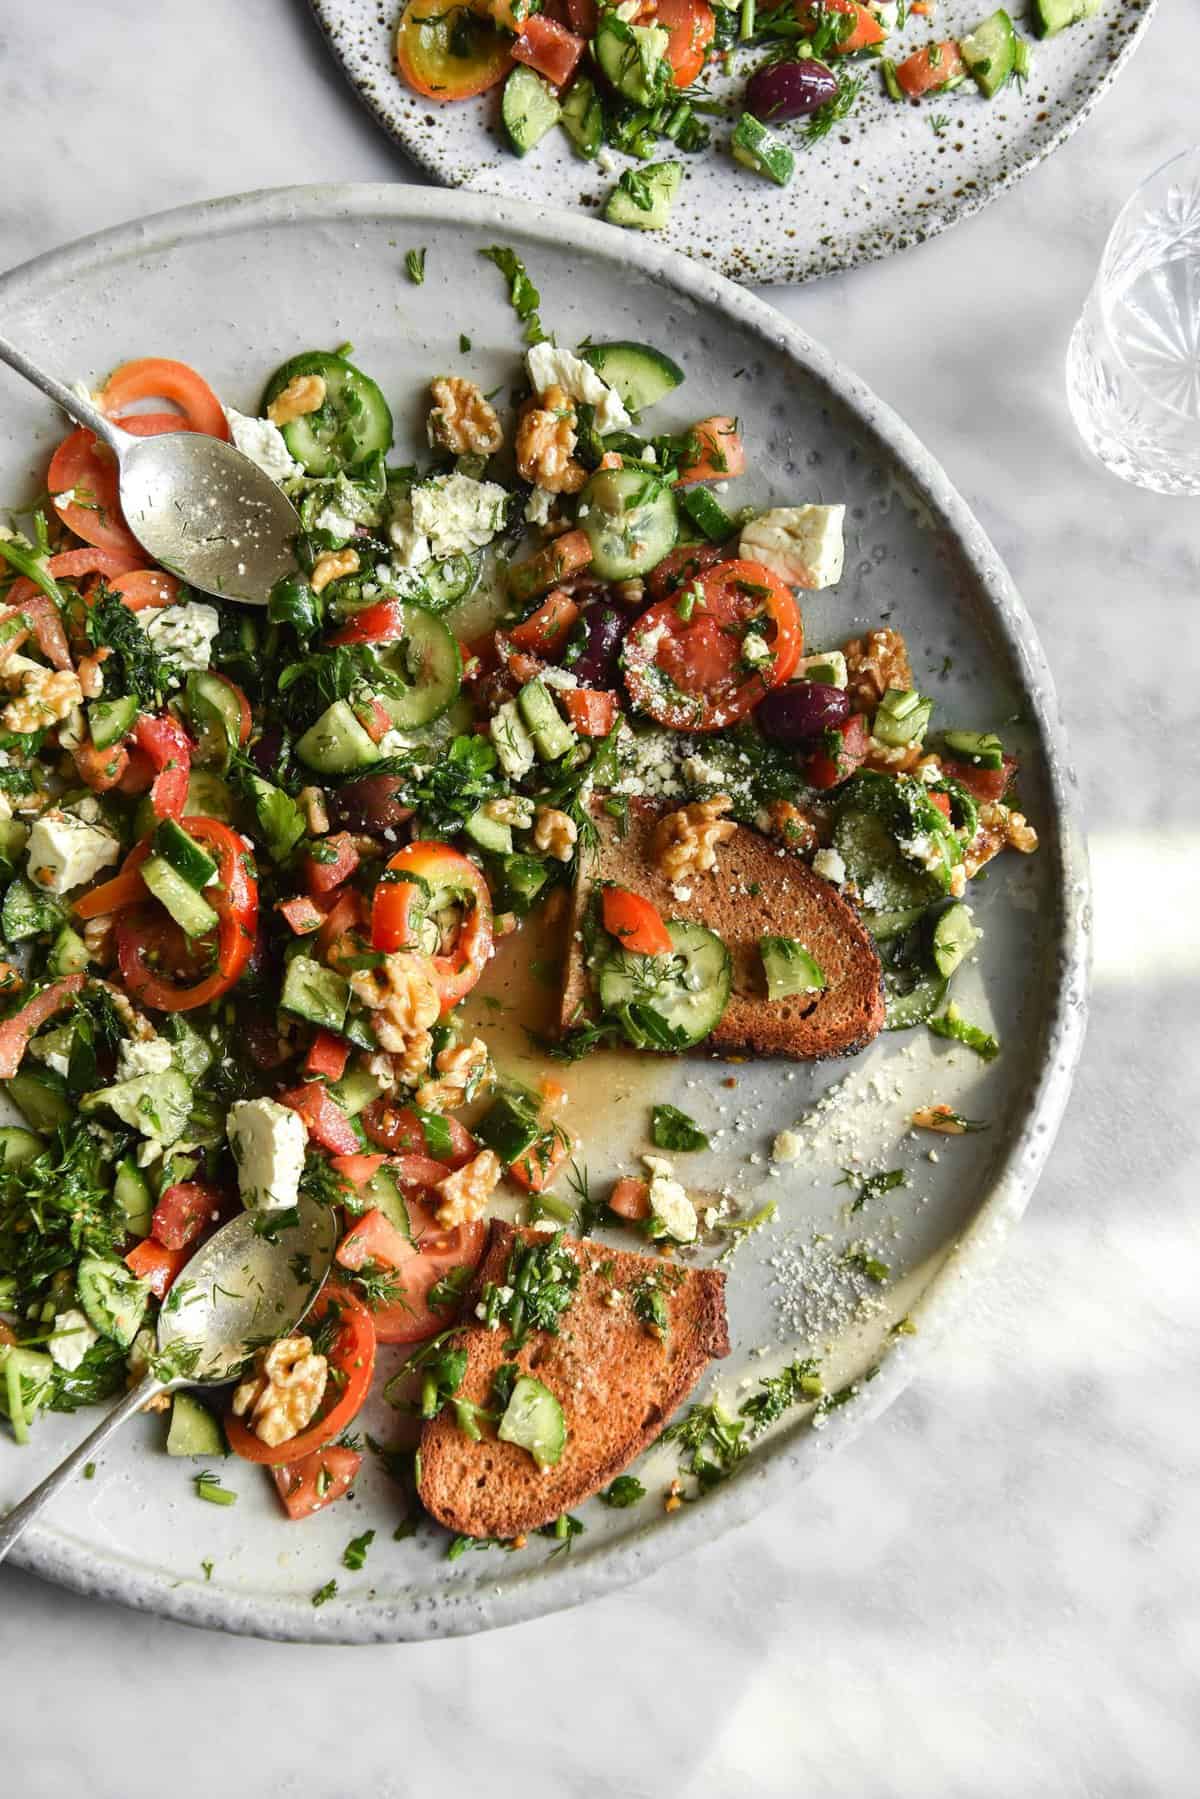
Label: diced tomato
xmin=151 ymin=1180 xmax=221 ymax=1252
xmin=507 ymin=529 xmax=592 ymax=605
xmin=561 ymin=687 xmax=618 ymax=737
xmin=797 ymin=0 xmax=884 ymax=50
xmin=277 ymin=894 xmax=326 ymax=935
xmin=304 ymin=832 xmax=360 ymax=898
xmin=329 ymin=601 xmax=405 ymax=647
xmin=278 ymin=1084 xmax=360 ymax=1155
xmin=329 ymin=1152 xmax=387 ymax=1188
xmin=72 ymin=739 xmax=130 ymax=792
xmin=125 ymin=1237 xmax=189 ymax=1299
xmin=0 ymin=976 xmax=85 ymax=1080
xmin=942 ymin=753 xmax=1016 ymax=805
xmin=316 ymin=888 xmax=367 ymax=966
xmin=227 ymin=1286 xmax=376 ymax=1466
xmin=601 ymin=886 xmax=673 ymax=956
xmin=135 ymin=712 xmax=193 ymax=822
xmin=894 ymin=38 xmax=964 ymax=94
xmin=609 ymin=1176 xmax=651 ymax=1221
xmin=805 ymin=712 xmax=869 ymax=789
xmin=510 ymin=1125 xmax=574 ymax=1193
xmin=96 ymin=358 xmax=229 ymax=438
xmin=674 ymin=417 xmax=745 ymax=487
xmin=654 ymin=0 xmax=715 ymax=85
xmin=371 ymin=843 xmax=493 ymax=1012
xmin=336 ymin=1194 xmax=488 ymax=1344
xmin=117 ymin=748 xmax=155 ymax=794
xmin=273 ymin=1445 xmax=363 ymax=1520
xmin=497 ymin=636 xmax=547 ymax=686
xmin=355 ymin=695 xmax=394 ymax=745
xmin=304 ymin=1030 xmax=350 ymax=1082
xmin=645 ymin=540 xmax=732 ymax=601
xmin=512 ymin=15 xmax=586 ymax=85
xmin=508 ymin=588 xmax=580 ymax=656
xmin=928 ymin=791 xmax=952 ymax=819
xmin=336 ymin=1206 xmax=416 ymax=1275
xmin=361 ymin=1102 xmax=477 ymax=1168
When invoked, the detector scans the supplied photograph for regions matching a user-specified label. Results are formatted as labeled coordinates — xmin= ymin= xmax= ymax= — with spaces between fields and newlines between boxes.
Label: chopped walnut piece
xmin=267 ymin=373 xmax=326 ymax=427
xmin=427 ymin=376 xmax=503 ymax=456
xmin=2 ymin=664 xmax=83 ymax=734
xmin=843 ymin=628 xmax=914 ymax=715
xmin=349 ymin=950 xmax=441 ymax=1079
xmin=653 ymin=796 xmax=736 ymax=882
xmin=762 ymin=800 xmax=818 ymax=852
xmin=232 ymin=1335 xmax=329 ymax=1448
xmin=311 ymin=548 xmax=360 ymax=594
xmin=532 ymin=804 xmax=578 ymax=862
xmin=964 ymin=802 xmax=1040 ymax=878
xmin=515 ymin=383 xmax=586 ymax=494
xmin=415 ymin=1037 xmax=493 ymax=1113
xmin=433 ymin=1149 xmax=503 ymax=1230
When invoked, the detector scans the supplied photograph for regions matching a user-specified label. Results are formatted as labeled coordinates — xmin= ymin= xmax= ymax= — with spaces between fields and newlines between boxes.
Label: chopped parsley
xmin=836 ymin=1167 xmax=907 ymax=1213
xmin=476 ymin=1230 xmax=580 ymax=1352
xmin=405 ymin=247 xmax=427 ymax=285
xmin=342 ymin=1528 xmax=376 ymax=1571
xmin=739 ymin=1356 xmax=823 ymax=1433
xmin=311 ymin=1578 xmax=338 ymax=1607
xmin=650 ymin=1104 xmax=710 ymax=1152
xmin=600 ymin=1474 xmax=646 ymax=1508
xmin=480 ymin=245 xmax=548 ymax=345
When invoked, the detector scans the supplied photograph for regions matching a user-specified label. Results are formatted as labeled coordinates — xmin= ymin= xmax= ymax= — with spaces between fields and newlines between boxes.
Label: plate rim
xmin=306 ymin=0 xmax=1159 ymax=286
xmin=0 ymin=183 xmax=1090 ymax=1642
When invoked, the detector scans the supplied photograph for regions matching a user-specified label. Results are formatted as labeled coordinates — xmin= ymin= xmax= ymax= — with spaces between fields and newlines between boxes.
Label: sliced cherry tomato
xmin=805 ymin=712 xmax=869 ymax=789
xmin=371 ymin=843 xmax=493 ymax=1012
xmin=116 ymin=816 xmax=257 ymax=1011
xmin=396 ymin=0 xmax=513 ymax=100
xmin=117 ymin=748 xmax=155 ymax=794
xmin=645 ymin=539 xmax=732 ymax=601
xmin=277 ymin=894 xmax=327 ymax=936
xmin=561 ymin=687 xmax=618 ymax=737
xmin=797 ymin=0 xmax=883 ymax=50
xmin=125 ymin=1237 xmax=188 ymax=1299
xmin=941 ymin=753 xmax=1016 ymax=805
xmin=894 ymin=38 xmax=965 ymax=94
xmin=928 ymin=790 xmax=952 ymax=819
xmin=305 ymin=832 xmax=360 ymax=899
xmin=674 ymin=417 xmax=745 ymax=488
xmin=135 ymin=712 xmax=193 ymax=822
xmin=337 ymin=1206 xmax=414 ymax=1273
xmin=45 ymin=547 xmax=143 ymax=582
xmin=103 ymin=570 xmax=182 ymax=612
xmin=47 ymin=414 xmax=200 ymax=559
xmin=273 ymin=1445 xmax=363 ymax=1520
xmin=508 ymin=589 xmax=579 ymax=657
xmin=278 ymin=1084 xmax=360 ymax=1155
xmin=226 ymin=1286 xmax=376 ymax=1466
xmin=304 ymin=1029 xmax=350 ymax=1082
xmin=512 ymin=15 xmax=586 ymax=85
xmin=0 ymin=975 xmax=85 ymax=1079
xmin=609 ymin=1176 xmax=651 ymax=1221
xmin=361 ymin=1102 xmax=476 ymax=1168
xmin=601 ymin=885 xmax=673 ymax=956
xmin=151 ymin=1180 xmax=221 ymax=1251
xmin=336 ymin=1196 xmax=487 ymax=1344
xmin=623 ymin=558 xmax=802 ymax=733
xmin=96 ymin=359 xmax=229 ymax=438
xmin=654 ymin=0 xmax=715 ymax=85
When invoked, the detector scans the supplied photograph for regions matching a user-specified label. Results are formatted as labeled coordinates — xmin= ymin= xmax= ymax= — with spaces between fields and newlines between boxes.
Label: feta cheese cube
xmin=410 ymin=473 xmax=508 ymax=561
xmin=313 ymin=503 xmax=361 ymax=540
xmin=739 ymin=505 xmax=846 ymax=591
xmin=143 ymin=602 xmax=221 ymax=676
xmin=227 ymin=1097 xmax=308 ymax=1214
xmin=225 ymin=407 xmax=301 ymax=484
xmin=525 ymin=343 xmax=632 ymax=435
xmin=524 ymin=486 xmax=556 ymax=527
xmin=26 ymin=808 xmax=119 ymax=896
xmin=642 ymin=1154 xmax=698 ymax=1242
xmin=387 ymin=491 xmax=432 ymax=568
xmin=50 ymin=1307 xmax=99 ymax=1373
xmin=117 ymin=1037 xmax=175 ymax=1082
xmin=812 ymin=847 xmax=847 ymax=887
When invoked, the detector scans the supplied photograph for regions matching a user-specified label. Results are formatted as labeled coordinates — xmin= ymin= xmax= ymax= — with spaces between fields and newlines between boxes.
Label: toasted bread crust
xmin=560 ymin=799 xmax=885 ymax=1060
xmin=417 ymin=1222 xmax=729 ymax=1539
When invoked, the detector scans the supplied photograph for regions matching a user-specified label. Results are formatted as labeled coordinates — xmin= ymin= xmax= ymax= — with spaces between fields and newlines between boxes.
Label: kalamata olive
xmin=249 ymin=725 xmax=285 ymax=779
xmin=756 ymin=680 xmax=850 ymax=744
xmin=330 ymin=774 xmax=415 ymax=833
xmin=564 ymin=603 xmax=628 ymax=689
xmin=745 ymin=58 xmax=838 ymax=124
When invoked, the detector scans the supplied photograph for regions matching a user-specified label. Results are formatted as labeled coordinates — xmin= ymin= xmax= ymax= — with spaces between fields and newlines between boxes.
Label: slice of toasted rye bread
xmin=559 ymin=798 xmax=885 ymax=1060
xmin=417 ymin=1222 xmax=729 ymax=1539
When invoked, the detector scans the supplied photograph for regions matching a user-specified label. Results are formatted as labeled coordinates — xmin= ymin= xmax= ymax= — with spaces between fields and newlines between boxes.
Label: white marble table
xmin=2 ymin=4 xmax=1197 ymax=1793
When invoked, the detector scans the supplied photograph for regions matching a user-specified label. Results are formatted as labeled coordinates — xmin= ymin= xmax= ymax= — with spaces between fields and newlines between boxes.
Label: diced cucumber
xmin=873 ymin=688 xmax=933 ymax=749
xmin=578 ymin=465 xmax=678 ymax=580
xmin=114 ymin=1156 xmax=154 ymax=1238
xmin=328 ymin=1065 xmax=383 ymax=1118
xmin=883 ymin=963 xmax=948 ymax=1031
xmin=731 ymin=113 xmax=795 ymax=187
xmin=185 ymin=670 xmax=243 ymax=772
xmin=474 ymin=1085 xmax=543 ymax=1165
xmin=1031 ymin=0 xmax=1099 ymax=36
xmin=261 ymin=351 xmax=393 ymax=478
xmin=604 ymin=162 xmax=682 ymax=232
xmin=497 ymin=1374 xmax=566 ymax=1470
xmin=593 ymin=14 xmax=671 ymax=104
xmin=167 ymin=1392 xmax=226 ymax=1458
xmin=47 ymin=925 xmax=90 ymax=977
xmin=281 ymin=956 xmax=349 ymax=1032
xmin=516 ymin=679 xmax=575 ymax=762
xmin=0 ymin=817 xmax=29 ymax=870
xmin=77 ymin=1253 xmax=150 ymax=1348
xmin=133 ymin=770 xmax=236 ymax=839
xmin=932 ymin=902 xmax=981 ymax=978
xmin=502 ymin=64 xmax=561 ymax=155
xmin=942 ymin=729 xmax=1004 ymax=770
xmin=679 ymin=485 xmax=735 ymax=543
xmin=81 ymin=1069 xmax=193 ymax=1146
xmin=596 ymin=919 xmax=731 ymax=1049
xmin=561 ymin=74 xmax=604 ymax=158
xmin=0 ymin=1345 xmax=54 ymax=1443
xmin=359 ymin=1164 xmax=412 ymax=1236
xmin=141 ymin=855 xmax=219 ymax=939
xmin=864 ymin=904 xmax=929 ymax=942
xmin=958 ymin=8 xmax=1016 ymax=95
xmin=579 ymin=342 xmax=684 ymax=414
xmin=6 ymin=1067 xmax=71 ymax=1132
xmin=0 ymin=1124 xmax=44 ymax=1169
xmin=87 ymin=693 xmax=138 ymax=752
xmin=160 ymin=1014 xmax=215 ymax=1080
xmin=153 ymin=818 xmax=219 ymax=890
xmin=296 ymin=699 xmax=381 ymax=775
xmin=464 ymin=806 xmax=512 ymax=857
xmin=1013 ymin=35 xmax=1031 ymax=78
xmin=491 ymin=852 xmax=553 ymax=916
xmin=378 ymin=607 xmax=462 ymax=730
xmin=760 ymin=936 xmax=826 ymax=1002
xmin=2 ymin=876 xmax=60 ymax=943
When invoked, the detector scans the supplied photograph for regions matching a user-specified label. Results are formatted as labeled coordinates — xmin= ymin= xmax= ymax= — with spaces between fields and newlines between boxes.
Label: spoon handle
xmin=0 ymin=330 xmax=128 ymax=455
xmin=0 ymin=1371 xmax=167 ymax=1565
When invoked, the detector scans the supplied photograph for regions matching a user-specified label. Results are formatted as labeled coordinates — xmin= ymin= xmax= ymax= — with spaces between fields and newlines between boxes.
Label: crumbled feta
xmin=26 ymin=808 xmax=119 ymax=896
xmin=225 ymin=407 xmax=301 ymax=484
xmin=739 ymin=505 xmax=846 ymax=591
xmin=117 ymin=1037 xmax=175 ymax=1082
xmin=524 ymin=487 xmax=556 ymax=527
xmin=227 ymin=1097 xmax=308 ymax=1214
xmin=525 ymin=343 xmax=631 ymax=435
xmin=642 ymin=1154 xmax=698 ymax=1243
xmin=772 ymin=1129 xmax=804 ymax=1164
xmin=742 ymin=632 xmax=772 ymax=668
xmin=411 ymin=473 xmax=508 ymax=560
xmin=682 ymin=754 xmax=723 ymax=788
xmin=799 ymin=649 xmax=849 ymax=689
xmin=538 ymin=666 xmax=578 ymax=690
xmin=387 ymin=492 xmax=431 ymax=568
xmin=314 ymin=504 xmax=360 ymax=540
xmin=813 ymin=847 xmax=847 ymax=887
xmin=144 ymin=602 xmax=221 ymax=675
xmin=50 ymin=1308 xmax=99 ymax=1373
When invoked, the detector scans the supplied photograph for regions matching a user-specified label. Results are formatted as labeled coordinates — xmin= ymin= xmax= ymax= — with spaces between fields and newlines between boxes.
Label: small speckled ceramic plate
xmin=309 ymin=0 xmax=1156 ymax=285
xmin=0 ymin=187 xmax=1088 ymax=1641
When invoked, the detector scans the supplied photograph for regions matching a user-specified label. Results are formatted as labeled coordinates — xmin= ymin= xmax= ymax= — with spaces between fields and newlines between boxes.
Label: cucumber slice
xmin=497 ymin=1374 xmax=566 ymax=1470
xmin=160 ymin=1014 xmax=215 ymax=1081
xmin=731 ymin=113 xmax=795 ymax=187
xmin=379 ymin=607 xmax=463 ymax=730
xmin=604 ymin=162 xmax=682 ymax=232
xmin=0 ymin=1125 xmax=43 ymax=1169
xmin=474 ymin=1086 xmax=543 ymax=1164
xmin=261 ymin=351 xmax=393 ymax=478
xmin=958 ymin=8 xmax=1016 ymax=95
xmin=942 ymin=729 xmax=1004 ymax=770
xmin=114 ymin=1156 xmax=154 ymax=1238
xmin=863 ymin=904 xmax=930 ymax=942
xmin=873 ymin=688 xmax=933 ymax=748
xmin=1031 ymin=0 xmax=1098 ymax=36
xmin=87 ymin=694 xmax=138 ymax=752
xmin=6 ymin=1067 xmax=71 ymax=1132
xmin=328 ymin=1065 xmax=384 ymax=1118
xmin=0 ymin=1345 xmax=54 ymax=1443
xmin=679 ymin=485 xmax=735 ymax=543
xmin=516 ymin=678 xmax=575 ymax=762
xmin=502 ymin=64 xmax=561 ymax=155
xmin=167 ymin=1392 xmax=226 ymax=1458
xmin=77 ymin=1253 xmax=149 ymax=1348
xmin=82 ymin=1069 xmax=193 ymax=1146
xmin=883 ymin=963 xmax=948 ymax=1031
xmin=153 ymin=819 xmax=219 ymax=890
xmin=359 ymin=1164 xmax=412 ymax=1236
xmin=141 ymin=855 xmax=219 ymax=939
xmin=2 ymin=876 xmax=61 ymax=943
xmin=296 ymin=699 xmax=381 ymax=774
xmin=597 ymin=919 xmax=731 ymax=1049
xmin=579 ymin=341 xmax=684 ymax=414
xmin=185 ymin=671 xmax=243 ymax=772
xmin=578 ymin=465 xmax=678 ymax=580
xmin=419 ymin=551 xmax=480 ymax=612
xmin=932 ymin=902 xmax=980 ymax=978
xmin=760 ymin=936 xmax=826 ymax=1002
xmin=561 ymin=74 xmax=604 ymax=158
xmin=281 ymin=956 xmax=350 ymax=1032
xmin=46 ymin=924 xmax=90 ymax=977
xmin=593 ymin=15 xmax=670 ymax=103
xmin=464 ymin=806 xmax=512 ymax=856
xmin=833 ymin=809 xmax=939 ymax=911
xmin=0 ymin=817 xmax=28 ymax=872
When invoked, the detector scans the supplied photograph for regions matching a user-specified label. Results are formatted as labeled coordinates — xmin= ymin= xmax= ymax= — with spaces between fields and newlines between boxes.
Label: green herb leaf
xmin=600 ymin=1474 xmax=646 ymax=1507
xmin=405 ymin=247 xmax=427 ymax=285
xmin=650 ymin=1104 xmax=709 ymax=1152
xmin=927 ymin=1004 xmax=1000 ymax=1061
xmin=342 ymin=1528 xmax=376 ymax=1571
xmin=480 ymin=245 xmax=548 ymax=345
xmin=311 ymin=1578 xmax=338 ymax=1606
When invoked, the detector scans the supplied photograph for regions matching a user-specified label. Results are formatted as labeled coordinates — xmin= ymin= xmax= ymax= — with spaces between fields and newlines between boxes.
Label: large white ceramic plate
xmin=0 ymin=186 xmax=1088 ymax=1641
xmin=309 ymin=0 xmax=1156 ymax=284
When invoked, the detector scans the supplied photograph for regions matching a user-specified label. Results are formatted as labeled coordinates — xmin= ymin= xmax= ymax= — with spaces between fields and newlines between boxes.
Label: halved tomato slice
xmin=336 ymin=1194 xmax=487 ymax=1344
xmin=396 ymin=0 xmax=513 ymax=101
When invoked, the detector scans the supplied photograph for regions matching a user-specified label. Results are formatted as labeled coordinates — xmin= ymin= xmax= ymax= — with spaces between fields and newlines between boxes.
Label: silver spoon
xmin=0 ymin=1194 xmax=337 ymax=1564
xmin=0 ymin=332 xmax=301 ymax=605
